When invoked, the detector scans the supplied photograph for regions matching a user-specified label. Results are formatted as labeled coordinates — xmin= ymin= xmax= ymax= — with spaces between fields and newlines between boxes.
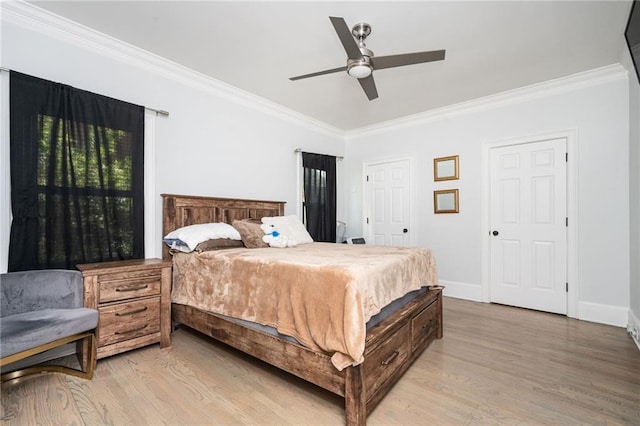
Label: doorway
xmin=364 ymin=158 xmax=412 ymax=246
xmin=486 ymin=135 xmax=573 ymax=315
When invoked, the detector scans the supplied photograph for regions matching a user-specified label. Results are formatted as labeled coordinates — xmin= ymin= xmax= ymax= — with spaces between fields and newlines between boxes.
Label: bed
xmin=162 ymin=193 xmax=443 ymax=425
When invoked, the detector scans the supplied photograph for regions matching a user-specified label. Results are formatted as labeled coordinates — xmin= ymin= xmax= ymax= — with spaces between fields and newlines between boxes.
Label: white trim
xmin=362 ymin=157 xmax=414 ymax=247
xmin=1 ymin=1 xmax=343 ymax=139
xmin=481 ymin=130 xmax=578 ymax=317
xmin=144 ymin=111 xmax=157 ymax=259
xmin=628 ymin=309 xmax=640 ymax=351
xmin=440 ymin=280 xmax=482 ymax=302
xmin=578 ymin=301 xmax=629 ymax=328
xmin=363 ymin=164 xmax=369 ymax=242
xmin=566 ymin=132 xmax=579 ymax=319
xmin=0 ymin=67 xmax=10 ymax=273
xmin=295 ymin=150 xmax=302 ymax=220
xmin=345 ymin=65 xmax=628 ymax=139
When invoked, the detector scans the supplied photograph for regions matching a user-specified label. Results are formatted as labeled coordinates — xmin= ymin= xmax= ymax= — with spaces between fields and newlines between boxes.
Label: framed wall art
xmin=434 ymin=189 xmax=459 ymax=214
xmin=434 ymin=155 xmax=459 ymax=181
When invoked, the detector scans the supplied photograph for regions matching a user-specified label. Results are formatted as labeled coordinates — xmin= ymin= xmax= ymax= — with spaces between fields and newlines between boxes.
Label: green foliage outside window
xmin=36 ymin=115 xmax=136 ymax=265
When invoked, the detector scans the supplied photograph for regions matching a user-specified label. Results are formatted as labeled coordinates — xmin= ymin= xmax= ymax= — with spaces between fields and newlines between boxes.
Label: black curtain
xmin=302 ymin=152 xmax=336 ymax=242
xmin=9 ymin=71 xmax=144 ymax=271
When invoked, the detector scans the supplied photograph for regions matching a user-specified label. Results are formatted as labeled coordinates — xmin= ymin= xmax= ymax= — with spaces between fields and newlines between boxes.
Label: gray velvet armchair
xmin=0 ymin=269 xmax=99 ymax=382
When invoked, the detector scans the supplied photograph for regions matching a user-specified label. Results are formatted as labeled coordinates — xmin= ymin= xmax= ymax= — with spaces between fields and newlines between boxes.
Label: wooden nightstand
xmin=77 ymin=258 xmax=172 ymax=359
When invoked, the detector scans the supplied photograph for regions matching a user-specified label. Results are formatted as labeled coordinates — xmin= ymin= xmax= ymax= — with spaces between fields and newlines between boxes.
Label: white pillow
xmin=163 ymin=222 xmax=241 ymax=253
xmin=261 ymin=215 xmax=313 ymax=245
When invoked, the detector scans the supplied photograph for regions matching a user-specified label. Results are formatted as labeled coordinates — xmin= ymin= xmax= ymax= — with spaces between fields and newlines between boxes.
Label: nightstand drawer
xmin=98 ymin=297 xmax=160 ymax=346
xmin=99 ymin=275 xmax=161 ymax=303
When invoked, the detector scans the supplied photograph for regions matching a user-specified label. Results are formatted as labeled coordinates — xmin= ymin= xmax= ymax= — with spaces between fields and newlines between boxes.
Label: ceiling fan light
xmin=348 ymin=63 xmax=372 ymax=79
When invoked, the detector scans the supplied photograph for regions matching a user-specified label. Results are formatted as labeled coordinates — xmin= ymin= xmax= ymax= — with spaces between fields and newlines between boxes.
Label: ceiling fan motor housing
xmin=347 ymin=56 xmax=373 ymax=78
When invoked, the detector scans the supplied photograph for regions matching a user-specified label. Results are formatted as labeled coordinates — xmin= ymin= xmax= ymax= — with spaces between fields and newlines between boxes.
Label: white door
xmin=489 ymin=138 xmax=567 ymax=314
xmin=365 ymin=159 xmax=411 ymax=246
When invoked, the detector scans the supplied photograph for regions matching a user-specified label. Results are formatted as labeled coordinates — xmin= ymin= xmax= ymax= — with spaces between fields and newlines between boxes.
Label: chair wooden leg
xmin=1 ymin=332 xmax=96 ymax=383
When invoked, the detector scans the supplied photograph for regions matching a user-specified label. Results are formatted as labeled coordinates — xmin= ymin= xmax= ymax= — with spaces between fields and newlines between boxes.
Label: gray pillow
xmin=231 ymin=220 xmax=269 ymax=248
xmin=195 ymin=238 xmax=244 ymax=252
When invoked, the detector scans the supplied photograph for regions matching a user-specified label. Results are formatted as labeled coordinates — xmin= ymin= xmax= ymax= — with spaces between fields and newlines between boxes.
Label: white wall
xmin=344 ymin=66 xmax=631 ymax=326
xmin=622 ymin=41 xmax=640 ymax=343
xmin=0 ymin=3 xmax=344 ymax=267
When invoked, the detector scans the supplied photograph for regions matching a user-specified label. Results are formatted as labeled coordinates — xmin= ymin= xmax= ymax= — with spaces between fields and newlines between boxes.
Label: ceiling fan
xmin=289 ymin=16 xmax=446 ymax=101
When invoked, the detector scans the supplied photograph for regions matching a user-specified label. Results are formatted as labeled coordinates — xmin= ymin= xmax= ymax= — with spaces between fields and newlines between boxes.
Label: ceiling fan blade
xmin=358 ymin=75 xmax=378 ymax=101
xmin=372 ymin=49 xmax=446 ymax=70
xmin=289 ymin=66 xmax=347 ymax=81
xmin=329 ymin=16 xmax=363 ymax=60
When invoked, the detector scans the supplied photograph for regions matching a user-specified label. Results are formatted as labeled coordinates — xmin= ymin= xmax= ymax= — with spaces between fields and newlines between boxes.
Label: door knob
xmin=492 ymin=230 xmax=499 ymax=236
xmin=403 ymin=228 xmax=408 ymax=233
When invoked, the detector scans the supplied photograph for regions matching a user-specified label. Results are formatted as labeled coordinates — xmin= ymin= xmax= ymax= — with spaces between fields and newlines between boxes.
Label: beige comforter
xmin=171 ymin=242 xmax=438 ymax=370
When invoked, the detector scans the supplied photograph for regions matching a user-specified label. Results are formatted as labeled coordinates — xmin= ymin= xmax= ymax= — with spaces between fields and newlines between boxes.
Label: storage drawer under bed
xmin=360 ymin=294 xmax=440 ymax=401
xmin=411 ymin=298 xmax=440 ymax=351
xmin=362 ymin=323 xmax=411 ymax=392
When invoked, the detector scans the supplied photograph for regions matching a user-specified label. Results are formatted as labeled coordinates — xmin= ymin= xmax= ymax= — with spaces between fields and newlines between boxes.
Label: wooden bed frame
xmin=162 ymin=193 xmax=443 ymax=425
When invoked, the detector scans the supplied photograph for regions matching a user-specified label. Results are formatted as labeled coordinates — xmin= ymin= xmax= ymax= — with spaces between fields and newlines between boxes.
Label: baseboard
xmin=628 ymin=309 xmax=640 ymax=351
xmin=442 ymin=282 xmax=632 ymax=331
xmin=578 ymin=301 xmax=629 ymax=327
xmin=440 ymin=280 xmax=482 ymax=302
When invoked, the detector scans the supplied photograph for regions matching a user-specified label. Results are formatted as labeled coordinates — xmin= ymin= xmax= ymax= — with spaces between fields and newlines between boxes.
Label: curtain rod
xmin=146 ymin=108 xmax=169 ymax=117
xmin=0 ymin=67 xmax=169 ymax=117
xmin=295 ymin=148 xmax=344 ymax=160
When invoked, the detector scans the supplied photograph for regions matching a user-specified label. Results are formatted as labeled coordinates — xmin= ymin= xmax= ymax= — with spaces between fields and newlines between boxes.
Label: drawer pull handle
xmin=381 ymin=350 xmax=399 ymax=366
xmin=115 ymin=325 xmax=147 ymax=335
xmin=115 ymin=284 xmax=148 ymax=292
xmin=115 ymin=307 xmax=148 ymax=317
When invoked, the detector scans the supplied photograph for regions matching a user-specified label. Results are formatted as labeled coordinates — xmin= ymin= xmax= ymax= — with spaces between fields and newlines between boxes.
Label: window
xmin=302 ymin=152 xmax=336 ymax=242
xmin=9 ymin=71 xmax=144 ymax=271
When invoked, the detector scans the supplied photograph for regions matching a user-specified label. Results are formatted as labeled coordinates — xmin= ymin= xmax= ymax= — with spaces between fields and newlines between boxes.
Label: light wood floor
xmin=2 ymin=297 xmax=639 ymax=425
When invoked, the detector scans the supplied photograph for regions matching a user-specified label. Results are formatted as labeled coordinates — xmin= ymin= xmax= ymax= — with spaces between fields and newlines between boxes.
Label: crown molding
xmin=345 ymin=64 xmax=629 ymax=139
xmin=1 ymin=1 xmax=343 ymax=139
xmin=2 ymin=1 xmax=629 ymax=142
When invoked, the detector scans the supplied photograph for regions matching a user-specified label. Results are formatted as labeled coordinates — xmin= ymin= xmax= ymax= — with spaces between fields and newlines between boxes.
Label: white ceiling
xmin=29 ymin=1 xmax=633 ymax=131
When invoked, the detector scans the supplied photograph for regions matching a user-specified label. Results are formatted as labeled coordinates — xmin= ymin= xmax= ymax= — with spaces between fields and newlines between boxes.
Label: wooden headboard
xmin=161 ymin=194 xmax=286 ymax=260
